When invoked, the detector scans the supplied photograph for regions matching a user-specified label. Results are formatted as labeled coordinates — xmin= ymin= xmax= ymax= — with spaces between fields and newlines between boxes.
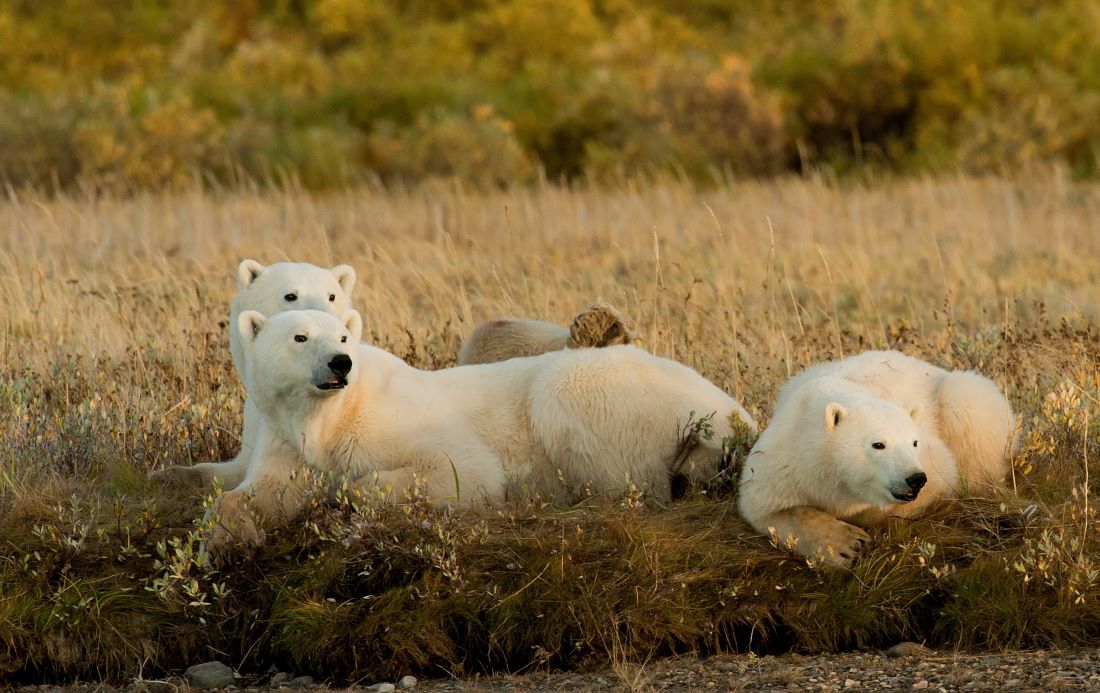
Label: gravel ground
xmin=412 ymin=647 xmax=1100 ymax=692
xmin=13 ymin=647 xmax=1100 ymax=692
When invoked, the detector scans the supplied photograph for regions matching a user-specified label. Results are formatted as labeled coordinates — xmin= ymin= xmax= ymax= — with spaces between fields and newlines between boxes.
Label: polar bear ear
xmin=330 ymin=265 xmax=356 ymax=295
xmin=237 ymin=259 xmax=265 ymax=288
xmin=906 ymin=402 xmax=922 ymax=422
xmin=238 ymin=310 xmax=267 ymax=344
xmin=341 ymin=309 xmax=363 ymax=344
xmin=824 ymin=403 xmax=847 ymax=431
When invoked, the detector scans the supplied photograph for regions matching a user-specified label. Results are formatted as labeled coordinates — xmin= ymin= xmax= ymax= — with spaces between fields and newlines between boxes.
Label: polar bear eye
xmin=294 ymin=334 xmax=307 ymax=343
xmin=340 ymin=335 xmax=347 ymax=343
xmin=328 ymin=293 xmax=336 ymax=302
xmin=913 ymin=440 xmax=918 ymax=447
xmin=285 ymin=293 xmax=298 ymax=302
xmin=871 ymin=442 xmax=886 ymax=450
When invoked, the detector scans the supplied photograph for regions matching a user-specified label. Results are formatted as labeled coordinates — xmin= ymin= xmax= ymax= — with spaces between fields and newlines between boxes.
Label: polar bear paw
xmin=149 ymin=465 xmax=208 ymax=490
xmin=201 ymin=491 xmax=265 ymax=561
xmin=809 ymin=520 xmax=871 ymax=568
xmin=567 ymin=302 xmax=636 ymax=349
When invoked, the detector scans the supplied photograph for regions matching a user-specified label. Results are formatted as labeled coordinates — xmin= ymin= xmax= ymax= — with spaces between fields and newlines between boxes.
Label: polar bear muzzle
xmin=891 ymin=471 xmax=928 ymax=502
xmin=317 ymin=354 xmax=352 ymax=391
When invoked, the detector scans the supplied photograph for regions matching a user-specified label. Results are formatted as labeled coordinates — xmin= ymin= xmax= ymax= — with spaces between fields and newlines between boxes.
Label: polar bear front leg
xmin=203 ymin=426 xmax=308 ymax=558
xmin=757 ymin=506 xmax=871 ymax=568
xmin=150 ymin=396 xmax=260 ymax=491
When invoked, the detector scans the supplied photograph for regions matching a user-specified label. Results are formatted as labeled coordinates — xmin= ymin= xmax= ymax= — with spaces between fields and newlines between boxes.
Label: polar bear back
xmin=775 ymin=350 xmax=945 ymax=415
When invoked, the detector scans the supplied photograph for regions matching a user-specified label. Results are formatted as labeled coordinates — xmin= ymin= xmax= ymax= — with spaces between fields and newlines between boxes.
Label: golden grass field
xmin=0 ymin=173 xmax=1098 ymax=684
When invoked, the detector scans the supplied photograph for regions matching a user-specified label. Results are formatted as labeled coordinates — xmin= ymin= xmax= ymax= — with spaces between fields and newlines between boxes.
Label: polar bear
xmin=152 ymin=260 xmax=356 ymax=489
xmin=457 ymin=302 xmax=636 ymax=365
xmin=739 ymin=350 xmax=1016 ymax=567
xmin=205 ymin=308 xmax=757 ymax=553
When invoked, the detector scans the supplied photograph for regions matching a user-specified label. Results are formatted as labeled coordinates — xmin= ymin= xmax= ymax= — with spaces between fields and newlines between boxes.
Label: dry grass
xmin=1 ymin=172 xmax=1098 ymax=685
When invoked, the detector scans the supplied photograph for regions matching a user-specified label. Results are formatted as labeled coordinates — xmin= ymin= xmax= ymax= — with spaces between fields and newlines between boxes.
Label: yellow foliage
xmin=1 ymin=0 xmax=1099 ymax=189
xmin=224 ymin=38 xmax=333 ymax=102
xmin=314 ymin=0 xmax=387 ymax=42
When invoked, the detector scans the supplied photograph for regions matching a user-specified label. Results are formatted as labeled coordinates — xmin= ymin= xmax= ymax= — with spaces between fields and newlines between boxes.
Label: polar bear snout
xmin=317 ymin=354 xmax=352 ymax=390
xmin=891 ymin=471 xmax=928 ymax=502
xmin=328 ymin=354 xmax=352 ymax=377
xmin=906 ymin=472 xmax=927 ymax=492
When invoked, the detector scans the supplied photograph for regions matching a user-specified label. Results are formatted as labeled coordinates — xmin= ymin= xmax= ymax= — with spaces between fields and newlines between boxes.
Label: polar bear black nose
xmin=906 ymin=472 xmax=928 ymax=492
xmin=328 ymin=354 xmax=352 ymax=377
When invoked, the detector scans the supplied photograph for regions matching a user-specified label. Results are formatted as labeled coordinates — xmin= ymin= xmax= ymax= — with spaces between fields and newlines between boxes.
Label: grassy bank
xmin=0 ymin=174 xmax=1098 ymax=684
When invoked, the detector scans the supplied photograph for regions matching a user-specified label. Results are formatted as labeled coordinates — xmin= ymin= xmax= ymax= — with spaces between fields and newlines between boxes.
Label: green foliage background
xmin=2 ymin=0 xmax=1099 ymax=189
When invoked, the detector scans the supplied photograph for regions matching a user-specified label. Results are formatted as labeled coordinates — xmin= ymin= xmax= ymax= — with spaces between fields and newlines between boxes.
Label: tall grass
xmin=0 ymin=172 xmax=1098 ymax=684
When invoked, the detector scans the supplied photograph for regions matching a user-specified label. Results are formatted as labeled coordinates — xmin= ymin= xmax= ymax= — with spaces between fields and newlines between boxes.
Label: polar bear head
xmin=229 ymin=259 xmax=357 ymax=376
xmin=822 ymin=395 xmax=928 ymax=508
xmin=237 ymin=309 xmax=363 ymax=413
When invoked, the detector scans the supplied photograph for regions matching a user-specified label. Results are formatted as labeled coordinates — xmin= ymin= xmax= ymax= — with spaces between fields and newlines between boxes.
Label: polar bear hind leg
xmin=457 ymin=301 xmax=635 ymax=366
xmin=457 ymin=319 xmax=568 ymax=365
xmin=934 ymin=371 xmax=1017 ymax=492
xmin=567 ymin=301 xmax=636 ymax=349
xmin=530 ymin=348 xmax=752 ymax=502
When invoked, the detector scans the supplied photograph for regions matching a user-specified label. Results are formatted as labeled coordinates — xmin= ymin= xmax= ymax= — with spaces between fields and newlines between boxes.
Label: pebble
xmin=290 ymin=676 xmax=314 ymax=688
xmin=912 ymin=680 xmax=929 ymax=690
xmin=270 ymin=673 xmax=292 ymax=686
xmin=397 ymin=677 xmax=418 ymax=690
xmin=368 ymin=684 xmax=396 ymax=693
xmin=184 ymin=662 xmax=236 ymax=689
xmin=885 ymin=641 xmax=930 ymax=658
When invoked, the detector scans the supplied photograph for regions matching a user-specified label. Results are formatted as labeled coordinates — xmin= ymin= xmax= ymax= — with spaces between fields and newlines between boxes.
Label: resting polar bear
xmin=457 ymin=302 xmax=636 ymax=365
xmin=739 ymin=350 xmax=1016 ymax=567
xmin=153 ymin=260 xmax=356 ymax=489
xmin=206 ymin=308 xmax=757 ymax=552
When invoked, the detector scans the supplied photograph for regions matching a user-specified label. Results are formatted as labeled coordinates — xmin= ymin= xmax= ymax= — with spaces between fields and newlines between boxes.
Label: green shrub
xmin=3 ymin=0 xmax=1100 ymax=189
xmin=367 ymin=107 xmax=535 ymax=186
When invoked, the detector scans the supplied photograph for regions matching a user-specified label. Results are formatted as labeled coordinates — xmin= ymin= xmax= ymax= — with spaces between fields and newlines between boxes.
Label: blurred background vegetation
xmin=1 ymin=0 xmax=1099 ymax=190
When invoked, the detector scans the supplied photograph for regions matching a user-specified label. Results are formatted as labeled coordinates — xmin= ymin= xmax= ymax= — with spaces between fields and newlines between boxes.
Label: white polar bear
xmin=739 ymin=350 xmax=1017 ymax=567
xmin=152 ymin=260 xmax=355 ymax=489
xmin=456 ymin=302 xmax=636 ymax=365
xmin=206 ymin=308 xmax=757 ymax=553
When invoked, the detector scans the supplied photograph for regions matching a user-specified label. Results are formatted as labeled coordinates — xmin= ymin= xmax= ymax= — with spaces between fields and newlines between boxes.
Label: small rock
xmin=397 ymin=677 xmax=418 ymax=690
xmin=270 ymin=673 xmax=292 ymax=686
xmin=885 ymin=642 xmax=931 ymax=658
xmin=844 ymin=679 xmax=859 ymax=688
xmin=368 ymin=684 xmax=396 ymax=693
xmin=912 ymin=681 xmax=929 ymax=690
xmin=185 ymin=662 xmax=236 ymax=689
xmin=290 ymin=676 xmax=314 ymax=688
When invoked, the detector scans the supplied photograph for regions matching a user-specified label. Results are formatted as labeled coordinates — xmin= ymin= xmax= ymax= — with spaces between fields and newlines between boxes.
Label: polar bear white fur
xmin=739 ymin=350 xmax=1016 ymax=567
xmin=457 ymin=302 xmax=635 ymax=365
xmin=206 ymin=308 xmax=756 ymax=553
xmin=152 ymin=260 xmax=355 ymax=489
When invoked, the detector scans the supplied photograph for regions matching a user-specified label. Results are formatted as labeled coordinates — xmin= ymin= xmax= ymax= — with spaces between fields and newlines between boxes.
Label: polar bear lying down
xmin=739 ymin=350 xmax=1017 ymax=567
xmin=152 ymin=260 xmax=356 ymax=490
xmin=205 ymin=308 xmax=758 ymax=553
